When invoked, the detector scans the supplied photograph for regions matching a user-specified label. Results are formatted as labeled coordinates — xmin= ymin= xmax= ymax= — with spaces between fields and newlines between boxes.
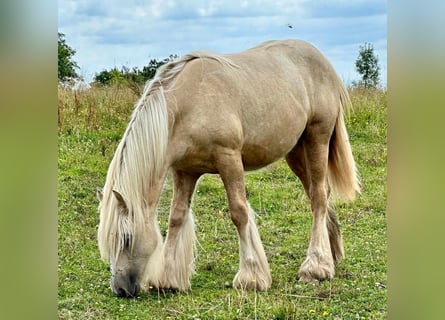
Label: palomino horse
xmin=97 ymin=40 xmax=360 ymax=297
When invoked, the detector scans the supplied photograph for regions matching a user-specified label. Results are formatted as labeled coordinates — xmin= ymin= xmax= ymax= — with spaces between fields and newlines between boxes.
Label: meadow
xmin=58 ymin=84 xmax=387 ymax=319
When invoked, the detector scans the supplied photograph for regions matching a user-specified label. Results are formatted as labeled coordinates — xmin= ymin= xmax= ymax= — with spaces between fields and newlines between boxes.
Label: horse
xmin=97 ymin=39 xmax=360 ymax=297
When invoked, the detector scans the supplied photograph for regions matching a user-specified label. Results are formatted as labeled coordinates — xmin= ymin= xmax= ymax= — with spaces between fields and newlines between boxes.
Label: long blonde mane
xmin=98 ymin=51 xmax=237 ymax=262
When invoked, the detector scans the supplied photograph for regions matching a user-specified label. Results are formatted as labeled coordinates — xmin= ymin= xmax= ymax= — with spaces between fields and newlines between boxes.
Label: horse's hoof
xmin=298 ymin=255 xmax=335 ymax=282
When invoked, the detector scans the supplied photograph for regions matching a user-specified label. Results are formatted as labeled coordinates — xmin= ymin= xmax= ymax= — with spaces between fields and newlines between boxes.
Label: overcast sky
xmin=58 ymin=0 xmax=386 ymax=85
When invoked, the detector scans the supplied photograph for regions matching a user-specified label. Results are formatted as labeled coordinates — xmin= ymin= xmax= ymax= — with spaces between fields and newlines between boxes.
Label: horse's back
xmin=166 ymin=40 xmax=343 ymax=172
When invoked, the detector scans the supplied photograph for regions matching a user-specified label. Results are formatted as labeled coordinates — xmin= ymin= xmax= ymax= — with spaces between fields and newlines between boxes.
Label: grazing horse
xmin=97 ymin=40 xmax=360 ymax=297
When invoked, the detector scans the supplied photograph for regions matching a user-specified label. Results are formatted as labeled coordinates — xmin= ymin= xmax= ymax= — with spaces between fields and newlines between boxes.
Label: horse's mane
xmin=98 ymin=51 xmax=237 ymax=261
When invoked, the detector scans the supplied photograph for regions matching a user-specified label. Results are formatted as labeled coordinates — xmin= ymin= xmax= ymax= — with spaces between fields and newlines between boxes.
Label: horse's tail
xmin=327 ymin=87 xmax=361 ymax=201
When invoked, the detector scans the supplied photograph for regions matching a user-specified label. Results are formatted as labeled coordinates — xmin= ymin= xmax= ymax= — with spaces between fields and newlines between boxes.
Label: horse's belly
xmin=241 ymin=136 xmax=299 ymax=170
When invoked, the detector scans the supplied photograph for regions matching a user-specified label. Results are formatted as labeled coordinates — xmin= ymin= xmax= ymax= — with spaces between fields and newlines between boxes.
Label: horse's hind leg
xmin=286 ymin=140 xmax=344 ymax=267
xmin=159 ymin=170 xmax=199 ymax=291
xmin=217 ymin=150 xmax=272 ymax=291
xmin=286 ymin=127 xmax=337 ymax=282
xmin=326 ymin=204 xmax=344 ymax=265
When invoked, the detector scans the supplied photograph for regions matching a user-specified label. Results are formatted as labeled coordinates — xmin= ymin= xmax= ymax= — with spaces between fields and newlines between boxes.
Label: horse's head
xmin=97 ymin=188 xmax=163 ymax=298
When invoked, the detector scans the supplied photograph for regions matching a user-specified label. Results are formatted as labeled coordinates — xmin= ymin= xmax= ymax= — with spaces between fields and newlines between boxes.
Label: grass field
xmin=58 ymin=85 xmax=387 ymax=319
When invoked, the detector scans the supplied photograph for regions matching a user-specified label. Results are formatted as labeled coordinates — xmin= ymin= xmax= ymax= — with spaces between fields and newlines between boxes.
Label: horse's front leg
xmin=159 ymin=170 xmax=199 ymax=291
xmin=217 ymin=150 xmax=272 ymax=291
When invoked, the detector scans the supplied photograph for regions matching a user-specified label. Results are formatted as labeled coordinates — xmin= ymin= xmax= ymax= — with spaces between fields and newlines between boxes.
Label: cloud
xmin=73 ymin=2 xmax=108 ymax=18
xmin=301 ymin=0 xmax=386 ymax=19
xmin=58 ymin=0 xmax=386 ymax=84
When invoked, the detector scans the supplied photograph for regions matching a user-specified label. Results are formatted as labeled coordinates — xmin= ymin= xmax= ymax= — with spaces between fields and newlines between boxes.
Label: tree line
xmin=92 ymin=55 xmax=178 ymax=87
xmin=58 ymin=33 xmax=381 ymax=89
xmin=58 ymin=33 xmax=177 ymax=92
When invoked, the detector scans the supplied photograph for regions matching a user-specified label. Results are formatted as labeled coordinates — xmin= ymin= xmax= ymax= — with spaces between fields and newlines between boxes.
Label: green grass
xmin=58 ymin=86 xmax=387 ymax=319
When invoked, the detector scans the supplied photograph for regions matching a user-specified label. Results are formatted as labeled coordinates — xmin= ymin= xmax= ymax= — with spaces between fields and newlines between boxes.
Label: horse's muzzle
xmin=112 ymin=274 xmax=140 ymax=298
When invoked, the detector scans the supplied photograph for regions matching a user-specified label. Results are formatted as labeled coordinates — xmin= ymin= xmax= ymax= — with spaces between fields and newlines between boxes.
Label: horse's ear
xmin=112 ymin=189 xmax=127 ymax=209
xmin=96 ymin=188 xmax=103 ymax=201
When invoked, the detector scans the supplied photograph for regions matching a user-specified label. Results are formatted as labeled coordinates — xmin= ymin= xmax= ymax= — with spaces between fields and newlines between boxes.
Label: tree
xmin=93 ymin=69 xmax=114 ymax=86
xmin=58 ymin=32 xmax=79 ymax=81
xmin=92 ymin=55 xmax=179 ymax=94
xmin=355 ymin=43 xmax=380 ymax=88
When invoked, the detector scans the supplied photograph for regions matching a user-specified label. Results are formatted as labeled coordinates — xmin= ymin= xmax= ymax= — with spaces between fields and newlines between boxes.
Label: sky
xmin=58 ymin=0 xmax=386 ymax=86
